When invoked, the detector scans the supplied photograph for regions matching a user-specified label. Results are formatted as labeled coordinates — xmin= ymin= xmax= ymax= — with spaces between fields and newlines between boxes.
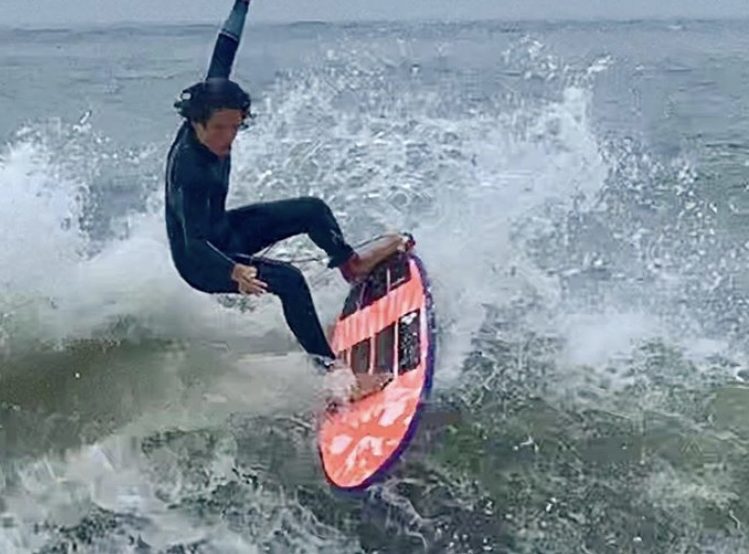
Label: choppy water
xmin=2 ymin=17 xmax=749 ymax=553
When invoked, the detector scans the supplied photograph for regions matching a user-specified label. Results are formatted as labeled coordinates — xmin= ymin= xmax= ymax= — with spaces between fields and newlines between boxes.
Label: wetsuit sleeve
xmin=206 ymin=0 xmax=251 ymax=79
xmin=177 ymin=179 xmax=236 ymax=277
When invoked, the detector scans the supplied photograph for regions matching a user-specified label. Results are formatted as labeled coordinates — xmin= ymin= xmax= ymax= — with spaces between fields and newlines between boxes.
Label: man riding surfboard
xmin=164 ymin=0 xmax=405 ymax=399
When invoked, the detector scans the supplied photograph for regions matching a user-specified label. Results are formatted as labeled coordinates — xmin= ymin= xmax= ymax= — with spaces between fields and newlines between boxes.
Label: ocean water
xmin=1 ymin=17 xmax=749 ymax=553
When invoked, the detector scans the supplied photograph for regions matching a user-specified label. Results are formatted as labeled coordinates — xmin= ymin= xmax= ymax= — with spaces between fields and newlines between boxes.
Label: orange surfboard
xmin=317 ymin=248 xmax=436 ymax=491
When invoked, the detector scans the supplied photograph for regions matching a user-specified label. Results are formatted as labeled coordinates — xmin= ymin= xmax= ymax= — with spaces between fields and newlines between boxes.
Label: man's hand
xmin=231 ymin=263 xmax=268 ymax=295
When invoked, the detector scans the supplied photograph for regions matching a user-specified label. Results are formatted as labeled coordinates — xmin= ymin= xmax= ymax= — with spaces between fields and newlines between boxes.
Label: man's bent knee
xmin=299 ymin=196 xmax=331 ymax=219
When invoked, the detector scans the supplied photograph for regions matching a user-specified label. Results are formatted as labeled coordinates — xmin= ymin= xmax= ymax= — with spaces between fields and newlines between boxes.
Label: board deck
xmin=317 ymin=250 xmax=436 ymax=491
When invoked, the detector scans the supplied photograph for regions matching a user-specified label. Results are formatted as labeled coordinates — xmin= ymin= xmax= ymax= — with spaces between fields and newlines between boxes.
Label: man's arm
xmin=207 ymin=0 xmax=252 ymax=79
xmin=175 ymin=178 xmax=267 ymax=294
xmin=176 ymin=178 xmax=236 ymax=277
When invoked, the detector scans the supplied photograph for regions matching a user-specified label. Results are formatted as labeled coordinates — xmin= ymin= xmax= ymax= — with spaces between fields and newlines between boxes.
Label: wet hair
xmin=174 ymin=78 xmax=251 ymax=125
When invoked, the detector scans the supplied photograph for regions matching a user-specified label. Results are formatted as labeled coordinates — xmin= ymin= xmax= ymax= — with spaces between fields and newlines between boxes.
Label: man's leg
xmin=227 ymin=197 xmax=354 ymax=268
xmin=233 ymin=254 xmax=391 ymax=400
xmin=237 ymin=254 xmax=336 ymax=359
xmin=228 ymin=196 xmax=410 ymax=283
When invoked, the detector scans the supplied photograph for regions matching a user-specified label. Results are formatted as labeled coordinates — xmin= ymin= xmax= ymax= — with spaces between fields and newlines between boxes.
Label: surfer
xmin=164 ymin=0 xmax=402 ymax=399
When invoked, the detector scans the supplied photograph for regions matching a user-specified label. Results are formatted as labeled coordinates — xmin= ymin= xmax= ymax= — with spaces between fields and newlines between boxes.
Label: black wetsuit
xmin=165 ymin=0 xmax=353 ymax=359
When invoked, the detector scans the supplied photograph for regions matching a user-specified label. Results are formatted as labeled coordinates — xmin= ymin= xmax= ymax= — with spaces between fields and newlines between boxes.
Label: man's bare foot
xmin=339 ymin=234 xmax=411 ymax=284
xmin=323 ymin=365 xmax=393 ymax=408
xmin=350 ymin=373 xmax=393 ymax=402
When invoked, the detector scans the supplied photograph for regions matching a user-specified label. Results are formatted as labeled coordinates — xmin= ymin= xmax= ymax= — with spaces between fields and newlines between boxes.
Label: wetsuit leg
xmin=226 ymin=196 xmax=354 ymax=268
xmin=233 ymin=254 xmax=335 ymax=359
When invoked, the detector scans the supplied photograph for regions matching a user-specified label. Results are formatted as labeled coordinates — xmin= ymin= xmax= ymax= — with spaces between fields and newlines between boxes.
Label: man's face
xmin=193 ymin=109 xmax=245 ymax=158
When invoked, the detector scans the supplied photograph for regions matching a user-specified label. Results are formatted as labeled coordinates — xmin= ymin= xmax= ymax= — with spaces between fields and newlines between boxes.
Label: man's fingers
xmin=245 ymin=276 xmax=267 ymax=290
xmin=238 ymin=277 xmax=268 ymax=295
xmin=239 ymin=283 xmax=262 ymax=295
